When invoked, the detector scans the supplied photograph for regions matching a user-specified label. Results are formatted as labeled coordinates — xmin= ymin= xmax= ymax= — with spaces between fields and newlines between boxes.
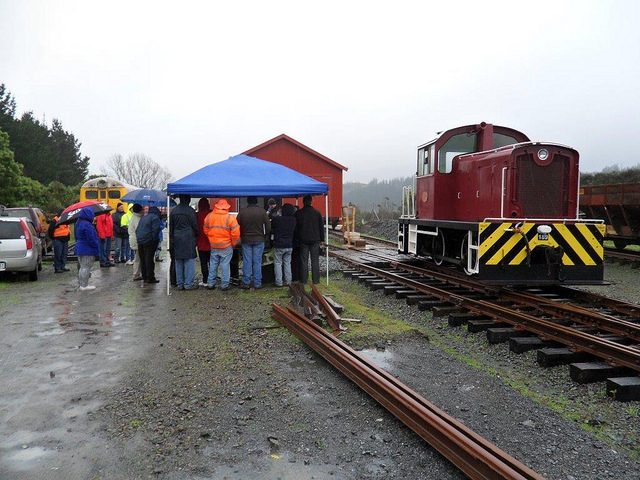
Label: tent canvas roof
xmin=166 ymin=154 xmax=328 ymax=197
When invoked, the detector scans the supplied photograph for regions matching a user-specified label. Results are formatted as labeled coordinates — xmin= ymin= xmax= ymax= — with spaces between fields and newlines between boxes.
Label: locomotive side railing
xmin=401 ymin=185 xmax=415 ymax=219
xmin=483 ymin=217 xmax=604 ymax=224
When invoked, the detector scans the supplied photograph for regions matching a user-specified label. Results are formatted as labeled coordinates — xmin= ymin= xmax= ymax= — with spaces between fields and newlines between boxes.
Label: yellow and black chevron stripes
xmin=479 ymin=222 xmax=604 ymax=266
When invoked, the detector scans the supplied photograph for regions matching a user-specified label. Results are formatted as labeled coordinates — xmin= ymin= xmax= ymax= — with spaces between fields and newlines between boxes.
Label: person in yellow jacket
xmin=203 ymin=199 xmax=240 ymax=290
xmin=120 ymin=207 xmax=135 ymax=264
xmin=48 ymin=210 xmax=71 ymax=273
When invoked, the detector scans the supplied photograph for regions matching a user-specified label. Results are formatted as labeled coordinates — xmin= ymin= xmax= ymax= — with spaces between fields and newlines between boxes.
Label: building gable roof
xmin=244 ymin=134 xmax=348 ymax=171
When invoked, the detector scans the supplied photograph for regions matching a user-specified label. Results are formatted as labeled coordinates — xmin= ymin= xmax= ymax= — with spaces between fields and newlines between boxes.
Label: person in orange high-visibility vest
xmin=48 ymin=210 xmax=71 ymax=273
xmin=202 ymin=199 xmax=240 ymax=290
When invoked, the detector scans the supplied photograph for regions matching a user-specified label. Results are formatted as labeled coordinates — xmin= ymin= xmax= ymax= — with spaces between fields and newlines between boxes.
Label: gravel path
xmin=94 ymin=261 xmax=639 ymax=479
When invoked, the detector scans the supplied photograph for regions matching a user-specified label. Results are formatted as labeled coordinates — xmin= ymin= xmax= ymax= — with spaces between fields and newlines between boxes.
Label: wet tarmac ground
xmin=0 ymin=259 xmax=170 ymax=479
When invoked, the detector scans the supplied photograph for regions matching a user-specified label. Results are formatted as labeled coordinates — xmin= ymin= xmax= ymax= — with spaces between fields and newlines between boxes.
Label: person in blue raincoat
xmin=74 ymin=207 xmax=100 ymax=291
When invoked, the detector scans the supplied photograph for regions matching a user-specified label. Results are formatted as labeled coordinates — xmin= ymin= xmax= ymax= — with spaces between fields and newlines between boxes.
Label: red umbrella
xmin=57 ymin=201 xmax=112 ymax=225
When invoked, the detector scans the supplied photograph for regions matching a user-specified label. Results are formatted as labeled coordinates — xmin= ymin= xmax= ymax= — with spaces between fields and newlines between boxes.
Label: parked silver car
xmin=0 ymin=215 xmax=43 ymax=281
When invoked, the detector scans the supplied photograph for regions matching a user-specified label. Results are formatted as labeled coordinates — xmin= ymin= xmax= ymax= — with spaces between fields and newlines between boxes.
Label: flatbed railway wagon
xmin=398 ymin=122 xmax=605 ymax=285
xmin=580 ymin=182 xmax=640 ymax=249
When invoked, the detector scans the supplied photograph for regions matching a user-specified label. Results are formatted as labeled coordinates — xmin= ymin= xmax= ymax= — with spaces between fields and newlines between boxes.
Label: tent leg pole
xmin=325 ymin=194 xmax=329 ymax=286
xmin=167 ymin=196 xmax=171 ymax=296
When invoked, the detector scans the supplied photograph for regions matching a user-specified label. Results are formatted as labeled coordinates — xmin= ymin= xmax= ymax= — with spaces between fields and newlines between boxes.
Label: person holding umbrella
xmin=136 ymin=206 xmax=162 ymax=284
xmin=74 ymin=206 xmax=100 ymax=291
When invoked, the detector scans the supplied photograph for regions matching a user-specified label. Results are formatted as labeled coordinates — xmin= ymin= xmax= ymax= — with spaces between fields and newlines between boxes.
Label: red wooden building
xmin=244 ymin=134 xmax=347 ymax=225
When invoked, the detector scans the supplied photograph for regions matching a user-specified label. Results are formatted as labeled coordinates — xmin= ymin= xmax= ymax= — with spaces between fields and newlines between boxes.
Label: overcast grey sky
xmin=1 ymin=0 xmax=639 ymax=183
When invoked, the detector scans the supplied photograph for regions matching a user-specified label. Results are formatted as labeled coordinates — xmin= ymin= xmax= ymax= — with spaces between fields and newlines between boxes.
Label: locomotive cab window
xmin=417 ymin=147 xmax=429 ymax=175
xmin=493 ymin=133 xmax=519 ymax=148
xmin=85 ymin=190 xmax=98 ymax=199
xmin=108 ymin=190 xmax=121 ymax=199
xmin=438 ymin=133 xmax=477 ymax=173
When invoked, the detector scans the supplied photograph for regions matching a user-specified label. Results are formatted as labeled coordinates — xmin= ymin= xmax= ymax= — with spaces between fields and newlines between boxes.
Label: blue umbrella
xmin=121 ymin=188 xmax=176 ymax=207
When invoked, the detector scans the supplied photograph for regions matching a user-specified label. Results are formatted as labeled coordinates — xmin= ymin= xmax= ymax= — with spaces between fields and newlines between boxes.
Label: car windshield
xmin=0 ymin=221 xmax=24 ymax=239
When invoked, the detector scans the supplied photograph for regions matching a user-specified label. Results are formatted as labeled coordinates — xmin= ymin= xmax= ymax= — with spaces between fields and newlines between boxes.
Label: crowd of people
xmin=49 ymin=195 xmax=325 ymax=292
xmin=171 ymin=194 xmax=324 ymax=291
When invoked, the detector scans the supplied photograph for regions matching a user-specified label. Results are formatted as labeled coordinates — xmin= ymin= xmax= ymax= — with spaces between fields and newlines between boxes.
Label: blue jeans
xmin=241 ymin=242 xmax=265 ymax=287
xmin=208 ymin=247 xmax=233 ymax=288
xmin=99 ymin=237 xmax=112 ymax=265
xmin=115 ymin=237 xmax=130 ymax=262
xmin=53 ymin=238 xmax=68 ymax=271
xmin=175 ymin=258 xmax=196 ymax=288
xmin=274 ymin=247 xmax=292 ymax=286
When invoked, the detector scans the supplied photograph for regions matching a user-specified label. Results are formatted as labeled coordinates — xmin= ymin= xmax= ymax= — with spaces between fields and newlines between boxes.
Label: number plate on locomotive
xmin=538 ymin=233 xmax=549 ymax=241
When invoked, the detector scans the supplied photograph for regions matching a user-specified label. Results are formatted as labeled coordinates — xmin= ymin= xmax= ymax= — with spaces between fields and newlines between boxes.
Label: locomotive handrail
xmin=483 ymin=217 xmax=605 ymax=224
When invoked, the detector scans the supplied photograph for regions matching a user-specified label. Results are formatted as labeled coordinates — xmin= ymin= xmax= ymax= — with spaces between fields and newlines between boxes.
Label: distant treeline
xmin=343 ymin=166 xmax=640 ymax=217
xmin=0 ymin=84 xmax=87 ymax=211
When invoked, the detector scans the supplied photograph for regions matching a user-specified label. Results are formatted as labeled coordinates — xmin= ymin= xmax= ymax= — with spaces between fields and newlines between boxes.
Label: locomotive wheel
xmin=432 ymin=230 xmax=445 ymax=265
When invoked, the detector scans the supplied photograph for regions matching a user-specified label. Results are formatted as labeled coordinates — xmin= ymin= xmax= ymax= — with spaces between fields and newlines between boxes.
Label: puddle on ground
xmin=7 ymin=445 xmax=51 ymax=464
xmin=359 ymin=348 xmax=394 ymax=371
xmin=35 ymin=328 xmax=65 ymax=337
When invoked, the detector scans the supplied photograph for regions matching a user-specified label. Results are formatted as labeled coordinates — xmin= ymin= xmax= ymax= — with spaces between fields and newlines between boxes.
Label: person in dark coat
xmin=271 ymin=203 xmax=297 ymax=286
xmin=237 ymin=196 xmax=270 ymax=289
xmin=136 ymin=206 xmax=161 ymax=284
xmin=170 ymin=195 xmax=199 ymax=290
xmin=74 ymin=207 xmax=100 ymax=290
xmin=49 ymin=208 xmax=71 ymax=273
xmin=196 ymin=198 xmax=211 ymax=286
xmin=295 ymin=195 xmax=324 ymax=284
xmin=112 ymin=203 xmax=129 ymax=263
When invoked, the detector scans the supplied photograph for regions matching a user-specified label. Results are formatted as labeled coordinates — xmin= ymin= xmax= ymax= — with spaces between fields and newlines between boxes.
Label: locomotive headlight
xmin=537 ymin=148 xmax=549 ymax=161
xmin=537 ymin=225 xmax=552 ymax=234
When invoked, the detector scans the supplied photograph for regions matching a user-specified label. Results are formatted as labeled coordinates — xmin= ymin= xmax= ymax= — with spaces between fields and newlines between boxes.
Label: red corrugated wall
xmin=245 ymin=138 xmax=343 ymax=220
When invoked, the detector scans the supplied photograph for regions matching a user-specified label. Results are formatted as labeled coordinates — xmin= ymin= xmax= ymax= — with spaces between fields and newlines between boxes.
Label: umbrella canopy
xmin=57 ymin=201 xmax=112 ymax=225
xmin=121 ymin=188 xmax=175 ymax=207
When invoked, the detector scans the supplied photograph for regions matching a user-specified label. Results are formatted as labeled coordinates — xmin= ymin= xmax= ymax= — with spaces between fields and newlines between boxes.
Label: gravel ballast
xmin=94 ymin=260 xmax=639 ymax=479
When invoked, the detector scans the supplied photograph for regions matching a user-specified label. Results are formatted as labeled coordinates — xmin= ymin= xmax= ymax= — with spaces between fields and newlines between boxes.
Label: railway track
xmin=605 ymin=247 xmax=640 ymax=265
xmin=272 ymin=304 xmax=543 ymax=480
xmin=328 ymin=247 xmax=640 ymax=401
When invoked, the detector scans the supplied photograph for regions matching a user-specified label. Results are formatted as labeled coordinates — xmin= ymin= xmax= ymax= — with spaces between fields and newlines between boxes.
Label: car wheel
xmin=28 ymin=267 xmax=38 ymax=281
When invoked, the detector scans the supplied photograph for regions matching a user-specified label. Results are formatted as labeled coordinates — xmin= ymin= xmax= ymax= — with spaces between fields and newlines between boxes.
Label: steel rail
xmin=272 ymin=304 xmax=543 ymax=480
xmin=334 ymin=255 xmax=640 ymax=372
xmin=383 ymin=259 xmax=640 ymax=342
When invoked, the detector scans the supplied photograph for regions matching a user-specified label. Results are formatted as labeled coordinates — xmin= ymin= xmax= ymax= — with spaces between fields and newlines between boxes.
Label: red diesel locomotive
xmin=398 ymin=122 xmax=605 ymax=285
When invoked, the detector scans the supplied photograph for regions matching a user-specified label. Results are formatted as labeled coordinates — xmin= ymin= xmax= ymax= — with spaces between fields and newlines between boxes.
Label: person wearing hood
xmin=127 ymin=204 xmax=144 ymax=280
xmin=112 ymin=203 xmax=129 ymax=263
xmin=271 ymin=203 xmax=297 ymax=287
xmin=196 ymin=198 xmax=211 ymax=286
xmin=170 ymin=195 xmax=199 ymax=290
xmin=203 ymin=199 xmax=240 ymax=290
xmin=74 ymin=206 xmax=100 ymax=291
xmin=136 ymin=206 xmax=161 ymax=284
xmin=96 ymin=207 xmax=115 ymax=267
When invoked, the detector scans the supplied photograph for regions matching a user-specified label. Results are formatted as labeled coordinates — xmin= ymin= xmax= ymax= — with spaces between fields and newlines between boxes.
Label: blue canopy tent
xmin=167 ymin=154 xmax=328 ymax=197
xmin=165 ymin=154 xmax=331 ymax=293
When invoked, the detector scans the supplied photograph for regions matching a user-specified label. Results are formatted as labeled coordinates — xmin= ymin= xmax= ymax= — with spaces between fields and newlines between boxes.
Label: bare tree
xmin=106 ymin=153 xmax=172 ymax=189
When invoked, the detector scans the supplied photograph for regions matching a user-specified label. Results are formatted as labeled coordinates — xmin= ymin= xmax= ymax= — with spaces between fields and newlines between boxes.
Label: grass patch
xmin=315 ymin=276 xmax=426 ymax=347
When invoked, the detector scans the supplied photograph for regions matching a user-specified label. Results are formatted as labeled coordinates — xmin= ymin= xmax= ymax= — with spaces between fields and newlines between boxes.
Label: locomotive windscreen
xmin=516 ymin=154 xmax=569 ymax=217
